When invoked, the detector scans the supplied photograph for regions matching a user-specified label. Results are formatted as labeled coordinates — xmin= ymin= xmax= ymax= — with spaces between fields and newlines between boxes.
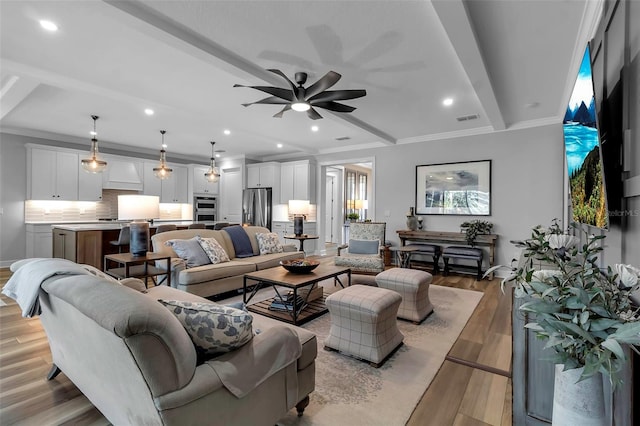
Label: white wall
xmin=0 ymin=134 xmax=27 ymax=266
xmin=317 ymin=123 xmax=566 ymax=270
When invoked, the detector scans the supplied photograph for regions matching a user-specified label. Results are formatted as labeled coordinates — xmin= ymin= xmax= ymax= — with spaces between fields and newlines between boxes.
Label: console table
xmin=396 ymin=230 xmax=498 ymax=277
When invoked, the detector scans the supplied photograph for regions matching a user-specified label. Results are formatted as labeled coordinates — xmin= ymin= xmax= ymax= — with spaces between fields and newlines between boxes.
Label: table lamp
xmin=288 ymin=199 xmax=310 ymax=236
xmin=118 ymin=195 xmax=160 ymax=256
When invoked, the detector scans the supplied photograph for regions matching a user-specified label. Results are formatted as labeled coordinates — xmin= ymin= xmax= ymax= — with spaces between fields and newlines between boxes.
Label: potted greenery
xmin=487 ymin=220 xmax=640 ymax=424
xmin=460 ymin=220 xmax=493 ymax=246
xmin=346 ymin=212 xmax=360 ymax=222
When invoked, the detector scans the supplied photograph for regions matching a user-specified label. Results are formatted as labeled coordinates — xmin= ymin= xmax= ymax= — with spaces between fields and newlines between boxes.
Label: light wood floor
xmin=0 ymin=264 xmax=512 ymax=425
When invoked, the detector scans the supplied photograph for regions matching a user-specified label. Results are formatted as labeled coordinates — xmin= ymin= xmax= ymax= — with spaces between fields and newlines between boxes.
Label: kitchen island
xmin=49 ymin=221 xmax=226 ymax=270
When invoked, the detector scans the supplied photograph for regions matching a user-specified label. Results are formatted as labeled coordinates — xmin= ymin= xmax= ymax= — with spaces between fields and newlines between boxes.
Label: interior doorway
xmin=319 ymin=159 xmax=374 ymax=254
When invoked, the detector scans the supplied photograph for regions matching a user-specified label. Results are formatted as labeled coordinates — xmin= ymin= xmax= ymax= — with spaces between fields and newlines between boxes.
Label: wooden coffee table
xmin=243 ymin=264 xmax=351 ymax=325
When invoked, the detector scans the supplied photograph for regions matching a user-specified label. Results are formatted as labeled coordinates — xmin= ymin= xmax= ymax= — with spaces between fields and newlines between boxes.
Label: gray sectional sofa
xmin=151 ymin=226 xmax=303 ymax=298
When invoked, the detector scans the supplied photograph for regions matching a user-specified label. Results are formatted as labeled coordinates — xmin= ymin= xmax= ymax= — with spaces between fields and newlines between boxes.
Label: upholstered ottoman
xmin=375 ymin=268 xmax=434 ymax=323
xmin=324 ymin=285 xmax=404 ymax=367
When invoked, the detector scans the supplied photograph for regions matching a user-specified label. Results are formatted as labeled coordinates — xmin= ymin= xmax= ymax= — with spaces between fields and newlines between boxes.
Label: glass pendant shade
xmin=204 ymin=141 xmax=220 ymax=183
xmin=153 ymin=130 xmax=173 ymax=180
xmin=81 ymin=115 xmax=107 ymax=173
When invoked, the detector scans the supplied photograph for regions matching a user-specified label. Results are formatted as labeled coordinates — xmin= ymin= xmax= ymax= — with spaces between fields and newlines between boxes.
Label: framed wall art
xmin=415 ymin=160 xmax=491 ymax=215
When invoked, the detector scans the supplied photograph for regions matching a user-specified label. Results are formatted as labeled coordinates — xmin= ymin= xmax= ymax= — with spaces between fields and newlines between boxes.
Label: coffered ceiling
xmin=0 ymin=1 xmax=602 ymax=162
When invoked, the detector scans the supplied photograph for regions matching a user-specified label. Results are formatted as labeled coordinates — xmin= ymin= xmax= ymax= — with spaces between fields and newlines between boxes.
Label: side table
xmin=390 ymin=246 xmax=420 ymax=268
xmin=283 ymin=234 xmax=319 ymax=253
xmin=104 ymin=252 xmax=171 ymax=288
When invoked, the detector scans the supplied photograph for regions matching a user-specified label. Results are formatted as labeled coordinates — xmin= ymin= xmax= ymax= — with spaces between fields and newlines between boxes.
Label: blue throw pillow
xmin=223 ymin=225 xmax=254 ymax=258
xmin=349 ymin=239 xmax=380 ymax=255
xmin=165 ymin=237 xmax=211 ymax=267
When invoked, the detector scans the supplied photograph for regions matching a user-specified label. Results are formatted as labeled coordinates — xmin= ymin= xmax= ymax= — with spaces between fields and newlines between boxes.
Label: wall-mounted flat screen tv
xmin=563 ymin=44 xmax=608 ymax=228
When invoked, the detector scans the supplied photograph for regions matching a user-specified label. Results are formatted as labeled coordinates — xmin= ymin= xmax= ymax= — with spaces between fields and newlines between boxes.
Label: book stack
xmin=269 ymin=294 xmax=306 ymax=312
xmin=297 ymin=285 xmax=323 ymax=302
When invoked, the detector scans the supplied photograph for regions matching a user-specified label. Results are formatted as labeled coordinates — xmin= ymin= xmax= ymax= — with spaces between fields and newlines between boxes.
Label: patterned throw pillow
xmin=196 ymin=236 xmax=230 ymax=264
xmin=256 ymin=232 xmax=284 ymax=255
xmin=158 ymin=299 xmax=253 ymax=355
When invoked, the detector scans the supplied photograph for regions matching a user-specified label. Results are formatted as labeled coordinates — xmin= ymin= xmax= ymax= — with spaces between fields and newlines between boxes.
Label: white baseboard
xmin=0 ymin=259 xmax=21 ymax=269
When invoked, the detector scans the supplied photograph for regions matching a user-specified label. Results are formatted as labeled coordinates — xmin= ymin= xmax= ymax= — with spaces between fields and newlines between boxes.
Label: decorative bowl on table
xmin=280 ymin=259 xmax=320 ymax=274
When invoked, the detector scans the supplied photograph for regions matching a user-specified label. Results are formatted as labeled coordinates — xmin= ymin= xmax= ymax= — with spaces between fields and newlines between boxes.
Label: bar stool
xmin=109 ymin=226 xmax=130 ymax=253
xmin=155 ymin=224 xmax=177 ymax=234
xmin=188 ymin=223 xmax=206 ymax=229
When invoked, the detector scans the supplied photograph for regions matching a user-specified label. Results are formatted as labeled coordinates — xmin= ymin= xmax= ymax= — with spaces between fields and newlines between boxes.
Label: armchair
xmin=334 ymin=222 xmax=386 ymax=274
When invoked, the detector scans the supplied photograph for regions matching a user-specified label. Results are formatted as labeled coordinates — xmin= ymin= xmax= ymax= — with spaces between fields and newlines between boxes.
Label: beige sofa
xmin=38 ymin=272 xmax=317 ymax=426
xmin=151 ymin=226 xmax=302 ymax=297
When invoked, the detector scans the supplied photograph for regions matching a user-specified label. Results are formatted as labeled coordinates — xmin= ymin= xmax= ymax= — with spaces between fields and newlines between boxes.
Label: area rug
xmin=275 ymin=285 xmax=483 ymax=426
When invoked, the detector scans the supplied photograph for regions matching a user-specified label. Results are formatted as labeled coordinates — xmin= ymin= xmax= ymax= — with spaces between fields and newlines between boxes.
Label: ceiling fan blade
xmin=304 ymin=71 xmax=341 ymax=98
xmin=309 ymin=89 xmax=367 ymax=103
xmin=273 ymin=104 xmax=292 ymax=118
xmin=312 ymin=101 xmax=356 ymax=113
xmin=267 ymin=69 xmax=299 ymax=95
xmin=306 ymin=107 xmax=323 ymax=120
xmin=241 ymin=96 xmax=290 ymax=107
xmin=234 ymin=84 xmax=293 ymax=101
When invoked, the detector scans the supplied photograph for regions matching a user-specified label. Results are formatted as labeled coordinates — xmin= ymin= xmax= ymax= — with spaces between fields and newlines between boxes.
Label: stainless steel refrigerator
xmin=242 ymin=187 xmax=272 ymax=229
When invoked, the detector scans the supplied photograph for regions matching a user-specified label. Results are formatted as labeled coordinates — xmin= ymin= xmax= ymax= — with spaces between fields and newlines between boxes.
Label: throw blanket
xmin=223 ymin=225 xmax=254 ymax=258
xmin=207 ymin=327 xmax=302 ymax=408
xmin=2 ymin=258 xmax=91 ymax=317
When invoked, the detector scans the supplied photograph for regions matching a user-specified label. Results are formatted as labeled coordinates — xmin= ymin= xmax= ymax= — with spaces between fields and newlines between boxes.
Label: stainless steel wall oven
xmin=194 ymin=196 xmax=217 ymax=222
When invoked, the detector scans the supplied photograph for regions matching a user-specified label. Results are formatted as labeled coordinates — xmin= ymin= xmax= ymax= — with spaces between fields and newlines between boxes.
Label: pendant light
xmin=153 ymin=130 xmax=173 ymax=179
xmin=80 ymin=115 xmax=107 ymax=173
xmin=204 ymin=141 xmax=220 ymax=183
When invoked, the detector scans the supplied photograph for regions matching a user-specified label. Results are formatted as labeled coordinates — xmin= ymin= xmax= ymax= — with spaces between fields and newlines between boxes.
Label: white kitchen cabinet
xmin=192 ymin=165 xmax=219 ymax=195
xmin=273 ymin=221 xmax=317 ymax=255
xmin=142 ymin=162 xmax=188 ymax=203
xmin=26 ymin=224 xmax=53 ymax=258
xmin=160 ymin=165 xmax=188 ymax=203
xmin=29 ymin=148 xmax=79 ymax=200
xmin=246 ymin=162 xmax=280 ymax=189
xmin=78 ymin=168 xmax=103 ymax=201
xmin=142 ymin=161 xmax=162 ymax=197
xmin=219 ymin=166 xmax=242 ymax=223
xmin=280 ymin=160 xmax=316 ymax=204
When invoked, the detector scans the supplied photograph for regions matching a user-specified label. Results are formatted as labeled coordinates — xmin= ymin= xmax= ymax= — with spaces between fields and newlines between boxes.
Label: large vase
xmin=552 ymin=364 xmax=606 ymax=426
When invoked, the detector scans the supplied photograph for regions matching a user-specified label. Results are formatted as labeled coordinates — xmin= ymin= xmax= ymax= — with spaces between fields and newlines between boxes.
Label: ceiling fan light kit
xmin=153 ymin=130 xmax=173 ymax=180
xmin=235 ymin=69 xmax=366 ymax=120
xmin=80 ymin=115 xmax=108 ymax=173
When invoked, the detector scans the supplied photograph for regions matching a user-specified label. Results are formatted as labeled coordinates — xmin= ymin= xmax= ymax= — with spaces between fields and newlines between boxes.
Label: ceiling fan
xmin=234 ymin=69 xmax=366 ymax=120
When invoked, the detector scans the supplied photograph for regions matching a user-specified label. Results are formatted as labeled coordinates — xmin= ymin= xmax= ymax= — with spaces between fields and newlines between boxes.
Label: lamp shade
xmin=118 ymin=195 xmax=160 ymax=220
xmin=288 ymin=199 xmax=310 ymax=215
xmin=117 ymin=195 xmax=159 ymax=256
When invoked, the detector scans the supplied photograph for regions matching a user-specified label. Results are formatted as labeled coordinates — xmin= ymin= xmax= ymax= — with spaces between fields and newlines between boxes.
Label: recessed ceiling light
xmin=215 ymin=153 xmax=221 ymax=158
xmin=223 ymin=129 xmax=231 ymax=135
xmin=162 ymin=143 xmax=167 ymax=149
xmin=442 ymin=98 xmax=454 ymax=107
xmin=90 ymin=131 xmax=97 ymax=136
xmin=277 ymin=143 xmax=283 ymax=148
xmin=144 ymin=108 xmax=154 ymax=116
xmin=39 ymin=20 xmax=58 ymax=32
xmin=311 ymin=125 xmax=319 ymax=132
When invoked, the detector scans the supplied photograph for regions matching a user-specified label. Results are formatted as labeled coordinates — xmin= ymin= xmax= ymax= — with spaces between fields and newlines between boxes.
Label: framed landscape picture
xmin=415 ymin=160 xmax=491 ymax=215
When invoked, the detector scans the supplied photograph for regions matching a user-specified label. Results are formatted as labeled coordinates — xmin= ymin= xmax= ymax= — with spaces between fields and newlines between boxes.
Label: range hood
xmin=102 ymin=159 xmax=143 ymax=191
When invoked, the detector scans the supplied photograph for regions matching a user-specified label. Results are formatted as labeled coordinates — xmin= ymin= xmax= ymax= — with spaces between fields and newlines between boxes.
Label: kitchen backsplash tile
xmin=25 ymin=189 xmax=189 ymax=222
